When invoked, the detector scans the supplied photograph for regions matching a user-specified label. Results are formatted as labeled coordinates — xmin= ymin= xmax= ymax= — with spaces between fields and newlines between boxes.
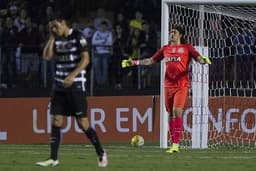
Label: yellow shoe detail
xmin=166 ymin=144 xmax=180 ymax=154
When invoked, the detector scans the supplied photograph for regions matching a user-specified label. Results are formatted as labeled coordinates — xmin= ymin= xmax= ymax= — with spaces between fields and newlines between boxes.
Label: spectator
xmin=45 ymin=5 xmax=55 ymax=21
xmin=13 ymin=8 xmax=28 ymax=32
xmin=140 ymin=21 xmax=157 ymax=58
xmin=110 ymin=24 xmax=128 ymax=89
xmin=91 ymin=21 xmax=113 ymax=87
xmin=93 ymin=8 xmax=112 ymax=30
xmin=126 ymin=28 xmax=143 ymax=88
xmin=113 ymin=12 xmax=129 ymax=39
xmin=8 ymin=5 xmax=19 ymax=20
xmin=18 ymin=17 xmax=40 ymax=85
xmin=129 ymin=10 xmax=144 ymax=34
xmin=40 ymin=5 xmax=55 ymax=25
xmin=139 ymin=21 xmax=158 ymax=87
xmin=1 ymin=17 xmax=19 ymax=88
xmin=82 ymin=17 xmax=95 ymax=46
xmin=38 ymin=23 xmax=49 ymax=86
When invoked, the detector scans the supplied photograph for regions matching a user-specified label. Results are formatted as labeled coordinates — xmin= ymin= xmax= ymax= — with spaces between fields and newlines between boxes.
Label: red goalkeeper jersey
xmin=152 ymin=44 xmax=200 ymax=87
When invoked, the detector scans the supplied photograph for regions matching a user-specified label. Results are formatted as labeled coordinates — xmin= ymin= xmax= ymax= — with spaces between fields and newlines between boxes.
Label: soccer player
xmin=122 ymin=24 xmax=211 ymax=154
xmin=36 ymin=14 xmax=108 ymax=167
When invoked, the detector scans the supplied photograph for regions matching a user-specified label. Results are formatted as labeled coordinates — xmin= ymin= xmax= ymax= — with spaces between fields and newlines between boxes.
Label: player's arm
xmin=137 ymin=58 xmax=156 ymax=65
xmin=121 ymin=47 xmax=164 ymax=68
xmin=122 ymin=57 xmax=155 ymax=68
xmin=43 ymin=35 xmax=55 ymax=60
xmin=63 ymin=51 xmax=89 ymax=88
xmin=43 ymin=21 xmax=55 ymax=60
xmin=188 ymin=44 xmax=211 ymax=64
xmin=68 ymin=51 xmax=89 ymax=78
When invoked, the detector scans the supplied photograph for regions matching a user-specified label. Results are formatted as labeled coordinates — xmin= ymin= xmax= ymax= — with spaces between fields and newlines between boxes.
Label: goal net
xmin=160 ymin=0 xmax=256 ymax=149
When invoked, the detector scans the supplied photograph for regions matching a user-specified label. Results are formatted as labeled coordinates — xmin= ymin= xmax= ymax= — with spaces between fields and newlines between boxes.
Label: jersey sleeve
xmin=151 ymin=46 xmax=165 ymax=62
xmin=187 ymin=44 xmax=201 ymax=60
xmin=77 ymin=31 xmax=88 ymax=52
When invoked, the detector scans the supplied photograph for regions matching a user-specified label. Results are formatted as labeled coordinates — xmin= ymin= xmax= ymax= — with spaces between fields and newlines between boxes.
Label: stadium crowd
xmin=0 ymin=0 xmax=161 ymax=96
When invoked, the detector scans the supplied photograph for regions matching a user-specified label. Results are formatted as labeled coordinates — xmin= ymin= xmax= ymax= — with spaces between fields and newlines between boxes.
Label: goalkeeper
xmin=122 ymin=24 xmax=211 ymax=154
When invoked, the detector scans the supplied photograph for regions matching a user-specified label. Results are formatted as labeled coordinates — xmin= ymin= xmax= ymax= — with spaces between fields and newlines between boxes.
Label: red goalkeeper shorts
xmin=164 ymin=86 xmax=189 ymax=112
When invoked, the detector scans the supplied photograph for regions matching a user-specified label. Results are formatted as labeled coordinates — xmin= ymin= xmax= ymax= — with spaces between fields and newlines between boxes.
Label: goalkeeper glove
xmin=121 ymin=58 xmax=139 ymax=68
xmin=201 ymin=56 xmax=212 ymax=64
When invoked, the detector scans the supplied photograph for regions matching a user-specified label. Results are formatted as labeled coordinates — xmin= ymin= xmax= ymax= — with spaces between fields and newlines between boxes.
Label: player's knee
xmin=52 ymin=120 xmax=62 ymax=127
xmin=173 ymin=108 xmax=183 ymax=117
xmin=51 ymin=115 xmax=63 ymax=127
xmin=77 ymin=117 xmax=90 ymax=131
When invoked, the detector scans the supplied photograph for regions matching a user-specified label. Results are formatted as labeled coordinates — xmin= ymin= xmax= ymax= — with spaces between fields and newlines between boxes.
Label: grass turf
xmin=0 ymin=144 xmax=255 ymax=171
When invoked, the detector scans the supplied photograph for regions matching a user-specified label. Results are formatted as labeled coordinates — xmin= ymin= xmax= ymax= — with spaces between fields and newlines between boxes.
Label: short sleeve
xmin=77 ymin=32 xmax=88 ymax=52
xmin=151 ymin=47 xmax=165 ymax=62
xmin=187 ymin=44 xmax=201 ymax=60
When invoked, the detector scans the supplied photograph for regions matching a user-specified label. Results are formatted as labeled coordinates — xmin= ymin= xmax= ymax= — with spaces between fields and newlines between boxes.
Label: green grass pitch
xmin=0 ymin=143 xmax=255 ymax=171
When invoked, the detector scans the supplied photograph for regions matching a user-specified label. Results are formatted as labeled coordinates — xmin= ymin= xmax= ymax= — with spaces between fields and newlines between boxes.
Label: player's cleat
xmin=98 ymin=151 xmax=108 ymax=167
xmin=166 ymin=143 xmax=180 ymax=154
xmin=36 ymin=159 xmax=59 ymax=167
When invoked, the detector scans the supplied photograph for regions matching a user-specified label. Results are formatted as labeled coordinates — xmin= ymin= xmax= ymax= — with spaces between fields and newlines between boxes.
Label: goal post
xmin=160 ymin=0 xmax=256 ymax=148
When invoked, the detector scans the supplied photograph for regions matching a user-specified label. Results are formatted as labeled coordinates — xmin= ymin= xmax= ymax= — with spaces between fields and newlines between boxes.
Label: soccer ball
xmin=131 ymin=135 xmax=144 ymax=147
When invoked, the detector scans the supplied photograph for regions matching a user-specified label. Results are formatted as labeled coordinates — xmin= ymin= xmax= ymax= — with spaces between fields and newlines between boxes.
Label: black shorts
xmin=50 ymin=90 xmax=87 ymax=118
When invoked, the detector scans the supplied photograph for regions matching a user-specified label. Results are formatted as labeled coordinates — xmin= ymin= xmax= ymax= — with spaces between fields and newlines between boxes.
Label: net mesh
xmin=168 ymin=4 xmax=256 ymax=149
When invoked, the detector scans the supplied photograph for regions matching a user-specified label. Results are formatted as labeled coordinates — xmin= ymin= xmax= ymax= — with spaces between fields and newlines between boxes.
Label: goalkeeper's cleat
xmin=201 ymin=55 xmax=212 ymax=64
xmin=166 ymin=143 xmax=180 ymax=154
xmin=36 ymin=158 xmax=59 ymax=167
xmin=121 ymin=58 xmax=133 ymax=68
xmin=98 ymin=151 xmax=108 ymax=167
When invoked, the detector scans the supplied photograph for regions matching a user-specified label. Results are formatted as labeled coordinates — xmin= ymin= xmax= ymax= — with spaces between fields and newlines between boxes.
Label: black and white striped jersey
xmin=53 ymin=29 xmax=88 ymax=92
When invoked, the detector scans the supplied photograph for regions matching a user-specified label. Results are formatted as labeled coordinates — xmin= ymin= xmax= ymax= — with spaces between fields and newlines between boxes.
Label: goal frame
xmin=160 ymin=0 xmax=256 ymax=148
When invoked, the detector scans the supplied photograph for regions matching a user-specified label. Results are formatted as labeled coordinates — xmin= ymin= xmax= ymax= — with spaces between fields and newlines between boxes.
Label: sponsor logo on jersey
xmin=165 ymin=56 xmax=181 ymax=62
xmin=177 ymin=47 xmax=184 ymax=53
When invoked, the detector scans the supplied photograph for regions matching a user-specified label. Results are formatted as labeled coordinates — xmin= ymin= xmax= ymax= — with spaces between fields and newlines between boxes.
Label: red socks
xmin=168 ymin=117 xmax=183 ymax=144
xmin=168 ymin=119 xmax=176 ymax=142
xmin=174 ymin=117 xmax=183 ymax=144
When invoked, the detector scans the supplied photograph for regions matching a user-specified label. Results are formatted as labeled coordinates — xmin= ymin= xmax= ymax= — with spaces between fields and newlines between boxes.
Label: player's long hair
xmin=171 ymin=24 xmax=187 ymax=44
